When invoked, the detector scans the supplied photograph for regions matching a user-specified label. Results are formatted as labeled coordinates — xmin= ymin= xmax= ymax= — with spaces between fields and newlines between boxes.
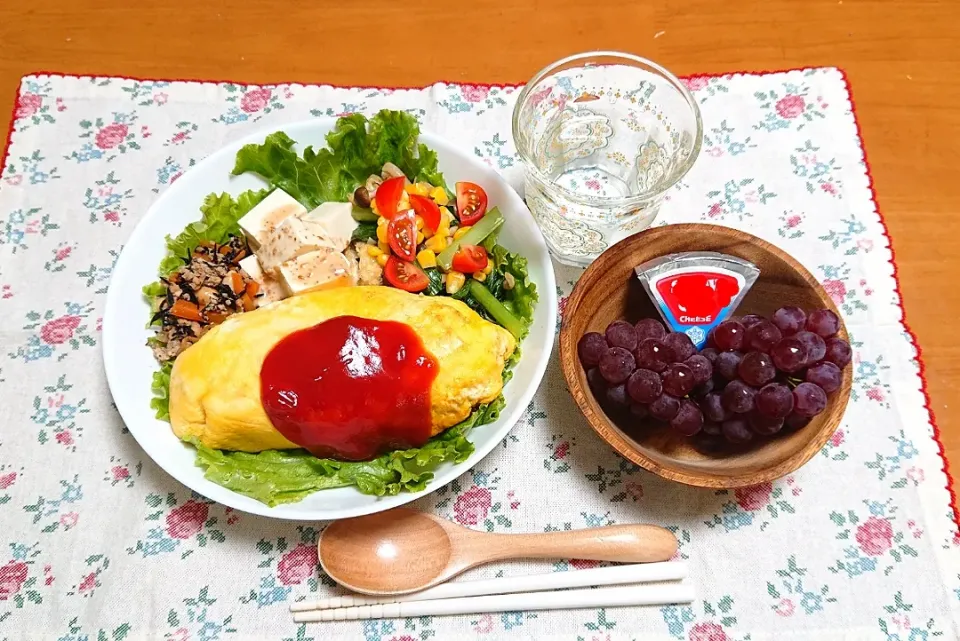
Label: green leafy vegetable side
xmin=232 ymin=110 xmax=448 ymax=208
xmin=192 ymin=395 xmax=505 ymax=506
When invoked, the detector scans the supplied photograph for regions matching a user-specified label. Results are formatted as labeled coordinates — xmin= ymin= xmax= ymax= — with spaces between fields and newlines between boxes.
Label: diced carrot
xmin=169 ymin=299 xmax=203 ymax=322
xmin=227 ymin=271 xmax=245 ymax=294
xmin=245 ymin=280 xmax=260 ymax=297
xmin=240 ymin=293 xmax=256 ymax=312
xmin=205 ymin=311 xmax=231 ymax=325
xmin=219 ymin=244 xmax=232 ymax=255
xmin=232 ymin=249 xmax=247 ymax=263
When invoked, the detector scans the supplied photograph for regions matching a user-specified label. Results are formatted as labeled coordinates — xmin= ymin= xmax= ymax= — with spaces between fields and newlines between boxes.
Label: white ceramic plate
xmin=103 ymin=119 xmax=557 ymax=521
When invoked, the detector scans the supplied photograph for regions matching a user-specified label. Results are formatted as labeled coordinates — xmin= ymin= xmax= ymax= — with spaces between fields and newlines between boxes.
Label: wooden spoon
xmin=318 ymin=508 xmax=678 ymax=595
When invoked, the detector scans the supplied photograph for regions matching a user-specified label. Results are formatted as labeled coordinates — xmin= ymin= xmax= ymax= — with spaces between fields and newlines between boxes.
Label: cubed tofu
xmin=257 ymin=216 xmax=341 ymax=275
xmin=300 ymin=202 xmax=355 ymax=252
xmin=237 ymin=189 xmax=308 ymax=250
xmin=237 ymin=255 xmax=286 ymax=306
xmin=278 ymin=250 xmax=358 ymax=297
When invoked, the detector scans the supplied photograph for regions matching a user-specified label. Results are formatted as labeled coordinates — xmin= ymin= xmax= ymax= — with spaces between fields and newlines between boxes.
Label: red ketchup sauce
xmin=260 ymin=316 xmax=438 ymax=461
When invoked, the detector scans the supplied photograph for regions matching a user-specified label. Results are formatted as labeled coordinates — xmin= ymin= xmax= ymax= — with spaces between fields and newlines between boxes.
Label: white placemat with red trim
xmin=0 ymin=68 xmax=958 ymax=640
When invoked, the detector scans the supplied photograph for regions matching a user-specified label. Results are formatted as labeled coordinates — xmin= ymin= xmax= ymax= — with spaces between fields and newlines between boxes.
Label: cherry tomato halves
xmin=387 ymin=210 xmax=418 ymax=261
xmin=383 ymin=256 xmax=430 ymax=293
xmin=451 ymin=244 xmax=489 ymax=273
xmin=409 ymin=194 xmax=441 ymax=233
xmin=455 ymin=182 xmax=488 ymax=226
xmin=375 ymin=176 xmax=407 ymax=219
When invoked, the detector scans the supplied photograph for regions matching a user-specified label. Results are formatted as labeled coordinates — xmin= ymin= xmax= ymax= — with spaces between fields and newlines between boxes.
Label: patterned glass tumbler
xmin=512 ymin=52 xmax=703 ymax=266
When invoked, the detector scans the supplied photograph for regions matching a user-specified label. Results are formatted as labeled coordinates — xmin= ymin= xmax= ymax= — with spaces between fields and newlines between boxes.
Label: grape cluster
xmin=577 ymin=307 xmax=851 ymax=445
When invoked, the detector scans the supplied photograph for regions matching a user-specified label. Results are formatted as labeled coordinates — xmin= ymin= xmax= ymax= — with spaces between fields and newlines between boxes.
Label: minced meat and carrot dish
xmin=150 ymin=236 xmax=260 ymax=362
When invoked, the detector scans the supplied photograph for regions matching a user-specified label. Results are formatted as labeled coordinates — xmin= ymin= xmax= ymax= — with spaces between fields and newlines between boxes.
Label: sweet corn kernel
xmin=436 ymin=220 xmax=450 ymax=237
xmin=415 ymin=216 xmax=425 ymax=230
xmin=425 ymin=234 xmax=447 ymax=252
xmin=376 ymin=254 xmax=389 ymax=267
xmin=378 ymin=241 xmax=391 ymax=253
xmin=376 ymin=225 xmax=388 ymax=243
xmin=473 ymin=271 xmax=487 ymax=282
xmin=453 ymin=226 xmax=472 ymax=241
xmin=367 ymin=245 xmax=384 ymax=258
xmin=377 ymin=216 xmax=388 ymax=226
xmin=430 ymin=186 xmax=449 ymax=206
xmin=404 ymin=182 xmax=432 ymax=196
xmin=483 ymin=261 xmax=494 ymax=274
xmin=417 ymin=249 xmax=437 ymax=269
xmin=417 ymin=232 xmax=425 ymax=244
xmin=446 ymin=271 xmax=466 ymax=294
xmin=371 ymin=199 xmax=380 ymax=215
xmin=398 ymin=192 xmax=410 ymax=211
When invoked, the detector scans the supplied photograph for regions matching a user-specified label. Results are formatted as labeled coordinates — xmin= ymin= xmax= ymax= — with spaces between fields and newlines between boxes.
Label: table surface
xmin=1 ymin=1 xmax=957 ymax=469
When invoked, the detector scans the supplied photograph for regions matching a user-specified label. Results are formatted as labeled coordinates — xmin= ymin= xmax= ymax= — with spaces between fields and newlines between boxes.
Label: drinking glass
xmin=512 ymin=52 xmax=702 ymax=266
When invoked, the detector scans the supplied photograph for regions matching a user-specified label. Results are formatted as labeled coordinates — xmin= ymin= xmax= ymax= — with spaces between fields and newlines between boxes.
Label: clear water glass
xmin=512 ymin=52 xmax=703 ymax=266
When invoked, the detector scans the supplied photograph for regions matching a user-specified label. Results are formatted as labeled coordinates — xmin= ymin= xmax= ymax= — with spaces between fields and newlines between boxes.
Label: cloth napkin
xmin=0 ymin=68 xmax=957 ymax=640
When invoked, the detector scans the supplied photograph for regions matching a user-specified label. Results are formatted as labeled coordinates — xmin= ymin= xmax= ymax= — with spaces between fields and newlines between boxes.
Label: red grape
xmin=662 ymin=363 xmax=696 ymax=397
xmin=649 ymin=394 xmax=681 ymax=421
xmin=738 ymin=351 xmax=776 ymax=386
xmin=605 ymin=384 xmax=629 ymax=407
xmin=586 ymin=368 xmax=606 ymax=394
xmin=748 ymin=411 xmax=784 ymax=435
xmin=692 ymin=378 xmax=716 ymax=397
xmin=806 ymin=361 xmax=842 ymax=393
xmin=635 ymin=318 xmax=666 ymax=342
xmin=740 ymin=314 xmax=765 ymax=329
xmin=715 ymin=350 xmax=743 ymax=380
xmin=599 ymin=347 xmax=636 ymax=384
xmin=755 ymin=383 xmax=794 ymax=418
xmin=770 ymin=337 xmax=807 ymax=373
xmin=700 ymin=347 xmax=720 ymax=364
xmin=578 ymin=332 xmax=609 ymax=368
xmin=793 ymin=382 xmax=827 ymax=417
xmin=630 ymin=403 xmax=649 ymax=419
xmin=721 ymin=418 xmax=753 ymax=444
xmin=772 ymin=306 xmax=806 ymax=336
xmin=824 ymin=337 xmax=852 ymax=368
xmin=702 ymin=420 xmax=722 ymax=436
xmin=634 ymin=338 xmax=675 ymax=373
xmin=722 ymin=380 xmax=756 ymax=414
xmin=713 ymin=320 xmax=746 ymax=351
xmin=670 ymin=399 xmax=704 ymax=436
xmin=700 ymin=392 xmax=729 ymax=423
xmin=685 ymin=354 xmax=714 ymax=385
xmin=605 ymin=320 xmax=638 ymax=351
xmin=626 ymin=369 xmax=662 ymax=404
xmin=745 ymin=320 xmax=782 ymax=352
xmin=795 ymin=331 xmax=826 ymax=365
xmin=806 ymin=309 xmax=840 ymax=338
xmin=663 ymin=332 xmax=697 ymax=361
xmin=784 ymin=413 xmax=811 ymax=431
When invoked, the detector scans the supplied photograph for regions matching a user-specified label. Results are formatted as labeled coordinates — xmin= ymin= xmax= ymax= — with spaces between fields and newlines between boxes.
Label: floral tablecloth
xmin=1 ymin=68 xmax=958 ymax=640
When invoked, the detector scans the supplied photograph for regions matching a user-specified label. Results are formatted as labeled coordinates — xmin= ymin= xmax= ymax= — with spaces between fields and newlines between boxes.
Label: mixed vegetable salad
xmin=143 ymin=110 xmax=537 ymax=505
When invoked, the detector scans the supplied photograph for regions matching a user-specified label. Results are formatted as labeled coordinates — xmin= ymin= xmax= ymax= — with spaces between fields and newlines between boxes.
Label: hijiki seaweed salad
xmin=143 ymin=110 xmax=537 ymax=506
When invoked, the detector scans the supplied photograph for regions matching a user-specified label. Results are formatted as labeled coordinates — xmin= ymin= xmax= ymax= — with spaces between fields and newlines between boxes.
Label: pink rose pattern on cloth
xmin=0 ymin=69 xmax=956 ymax=639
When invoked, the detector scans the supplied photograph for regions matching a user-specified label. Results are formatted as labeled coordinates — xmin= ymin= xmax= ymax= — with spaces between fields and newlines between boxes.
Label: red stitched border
xmin=0 ymin=83 xmax=21 ymax=187
xmin=837 ymin=69 xmax=957 ymax=528
xmin=1 ymin=68 xmax=955 ymax=529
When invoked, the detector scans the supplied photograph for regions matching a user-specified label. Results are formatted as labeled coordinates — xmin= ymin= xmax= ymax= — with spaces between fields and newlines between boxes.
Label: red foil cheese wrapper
xmin=635 ymin=252 xmax=760 ymax=348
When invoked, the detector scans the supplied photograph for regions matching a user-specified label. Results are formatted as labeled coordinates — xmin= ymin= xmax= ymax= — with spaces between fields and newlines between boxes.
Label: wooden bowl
xmin=559 ymin=224 xmax=852 ymax=488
